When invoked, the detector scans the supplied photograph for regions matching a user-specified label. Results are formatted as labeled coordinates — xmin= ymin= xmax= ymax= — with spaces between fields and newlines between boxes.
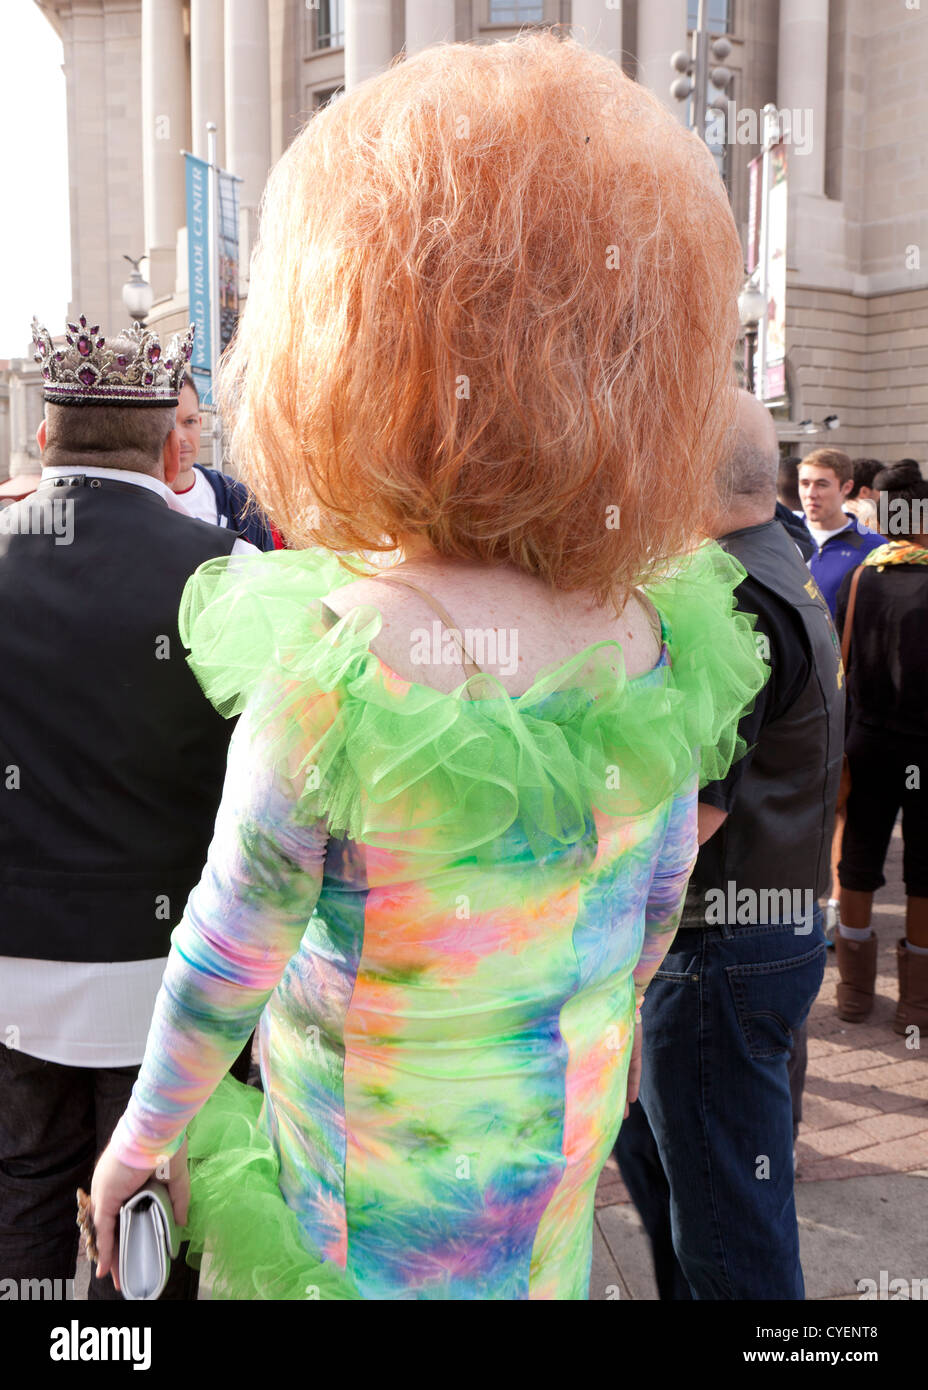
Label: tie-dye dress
xmin=109 ymin=543 xmax=765 ymax=1300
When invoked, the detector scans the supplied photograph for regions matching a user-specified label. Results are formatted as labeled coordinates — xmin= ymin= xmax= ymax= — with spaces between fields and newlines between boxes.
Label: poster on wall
xmin=747 ymin=153 xmax=761 ymax=274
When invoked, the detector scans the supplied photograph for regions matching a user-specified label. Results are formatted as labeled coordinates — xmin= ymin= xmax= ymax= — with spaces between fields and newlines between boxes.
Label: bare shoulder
xmin=321 ymin=565 xmax=661 ymax=694
xmin=321 ymin=573 xmax=455 ymax=690
xmin=322 ymin=574 xmax=397 ymax=620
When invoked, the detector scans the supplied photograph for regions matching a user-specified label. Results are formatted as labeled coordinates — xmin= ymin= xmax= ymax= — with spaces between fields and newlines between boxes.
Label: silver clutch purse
xmin=118 ymin=1179 xmax=181 ymax=1301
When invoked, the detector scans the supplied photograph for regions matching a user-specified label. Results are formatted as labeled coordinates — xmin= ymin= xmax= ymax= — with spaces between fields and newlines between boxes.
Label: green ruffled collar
xmin=179 ymin=544 xmax=766 ymax=856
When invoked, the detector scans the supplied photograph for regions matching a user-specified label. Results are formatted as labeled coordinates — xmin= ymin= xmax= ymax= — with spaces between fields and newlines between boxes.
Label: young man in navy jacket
xmin=172 ymin=374 xmax=283 ymax=551
xmin=799 ymin=448 xmax=883 ymax=616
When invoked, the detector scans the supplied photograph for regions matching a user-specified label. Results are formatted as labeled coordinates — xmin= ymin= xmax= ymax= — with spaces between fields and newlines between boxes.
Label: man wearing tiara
xmin=0 ymin=316 xmax=256 ymax=1299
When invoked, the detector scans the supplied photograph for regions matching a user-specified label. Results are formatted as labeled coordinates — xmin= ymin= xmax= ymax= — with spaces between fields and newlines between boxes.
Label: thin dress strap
xmin=371 ymin=574 xmax=487 ymax=682
xmin=633 ymin=589 xmax=664 ymax=649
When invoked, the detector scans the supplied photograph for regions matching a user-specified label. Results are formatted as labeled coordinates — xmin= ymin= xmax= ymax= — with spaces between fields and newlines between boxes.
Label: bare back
xmin=323 ymin=558 xmax=662 ymax=697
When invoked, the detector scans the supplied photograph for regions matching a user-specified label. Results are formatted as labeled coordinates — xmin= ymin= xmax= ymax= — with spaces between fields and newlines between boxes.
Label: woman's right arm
xmin=108 ymin=701 xmax=330 ymax=1171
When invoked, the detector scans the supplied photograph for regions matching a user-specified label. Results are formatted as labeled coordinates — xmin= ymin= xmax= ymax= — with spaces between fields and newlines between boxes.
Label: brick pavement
xmin=798 ymin=827 xmax=927 ymax=1180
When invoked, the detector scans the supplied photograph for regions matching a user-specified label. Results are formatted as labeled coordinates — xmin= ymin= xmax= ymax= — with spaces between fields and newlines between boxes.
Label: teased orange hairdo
xmin=219 ymin=29 xmax=742 ymax=607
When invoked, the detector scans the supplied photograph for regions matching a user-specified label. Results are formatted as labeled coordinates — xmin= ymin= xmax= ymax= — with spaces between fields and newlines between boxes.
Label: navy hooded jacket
xmin=193 ymin=464 xmax=280 ymax=551
xmin=807 ymin=514 xmax=884 ymax=617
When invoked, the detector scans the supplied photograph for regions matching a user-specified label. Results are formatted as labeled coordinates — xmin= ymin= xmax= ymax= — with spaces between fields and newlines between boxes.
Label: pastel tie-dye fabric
xmin=109 ymin=543 xmax=766 ymax=1299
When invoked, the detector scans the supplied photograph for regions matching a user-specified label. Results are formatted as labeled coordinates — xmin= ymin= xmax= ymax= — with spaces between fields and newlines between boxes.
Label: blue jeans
xmin=626 ymin=909 xmax=826 ymax=1300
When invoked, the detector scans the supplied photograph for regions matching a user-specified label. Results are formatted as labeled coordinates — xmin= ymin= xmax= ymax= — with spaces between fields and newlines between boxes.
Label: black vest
xmin=682 ymin=519 xmax=845 ymax=920
xmin=0 ymin=476 xmax=238 ymax=962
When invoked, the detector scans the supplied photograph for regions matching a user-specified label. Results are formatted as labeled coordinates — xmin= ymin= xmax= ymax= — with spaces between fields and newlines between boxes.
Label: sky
xmin=0 ymin=1 xmax=71 ymax=360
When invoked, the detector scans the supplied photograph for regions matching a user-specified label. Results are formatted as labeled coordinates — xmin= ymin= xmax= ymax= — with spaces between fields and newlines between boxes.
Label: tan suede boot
xmin=835 ymin=931 xmax=878 ymax=1022
xmin=894 ymin=940 xmax=928 ymax=1037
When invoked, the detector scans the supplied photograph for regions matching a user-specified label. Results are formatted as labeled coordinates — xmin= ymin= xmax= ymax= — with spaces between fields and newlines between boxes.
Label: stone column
xmin=345 ymin=0 xmax=393 ymax=92
xmin=571 ymin=0 xmax=622 ymax=62
xmin=191 ymin=0 xmax=225 ymax=165
xmin=225 ymin=0 xmax=272 ymax=272
xmin=141 ymin=0 xmax=188 ymax=300
xmin=405 ymin=0 xmax=455 ymax=55
xmin=777 ymin=0 xmax=828 ymax=199
xmin=9 ymin=366 xmax=45 ymax=479
xmin=636 ymin=0 xmax=689 ymax=119
xmin=776 ymin=0 xmax=843 ymax=285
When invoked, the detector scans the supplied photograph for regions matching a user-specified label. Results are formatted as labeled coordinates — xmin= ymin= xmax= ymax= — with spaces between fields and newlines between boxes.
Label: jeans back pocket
xmin=726 ymin=942 xmax=826 ymax=1060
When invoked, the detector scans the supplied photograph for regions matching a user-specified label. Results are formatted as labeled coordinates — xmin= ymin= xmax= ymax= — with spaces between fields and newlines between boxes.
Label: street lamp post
xmin=206 ymin=121 xmax=223 ymax=472
xmin=693 ymin=0 xmax=708 ymax=138
xmin=738 ymin=271 xmax=766 ymax=398
xmin=206 ymin=124 xmax=221 ymax=410
xmin=669 ymin=2 xmax=733 ymax=146
xmin=121 ymin=256 xmax=153 ymax=325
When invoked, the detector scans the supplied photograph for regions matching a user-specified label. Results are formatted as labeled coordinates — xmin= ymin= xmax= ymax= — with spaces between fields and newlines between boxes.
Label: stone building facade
xmin=21 ymin=0 xmax=928 ymax=477
xmin=0 ymin=360 xmax=46 ymax=496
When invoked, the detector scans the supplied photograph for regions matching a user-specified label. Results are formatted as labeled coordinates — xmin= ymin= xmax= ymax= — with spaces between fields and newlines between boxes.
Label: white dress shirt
xmin=0 ymin=465 xmax=258 ymax=1067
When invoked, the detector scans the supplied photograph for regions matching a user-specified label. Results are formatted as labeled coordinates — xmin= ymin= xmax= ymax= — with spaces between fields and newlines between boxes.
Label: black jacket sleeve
xmin=698 ymin=577 xmax=812 ymax=813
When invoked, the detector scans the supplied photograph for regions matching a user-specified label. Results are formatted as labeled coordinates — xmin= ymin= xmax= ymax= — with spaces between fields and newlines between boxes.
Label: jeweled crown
xmin=32 ymin=314 xmax=195 ymax=408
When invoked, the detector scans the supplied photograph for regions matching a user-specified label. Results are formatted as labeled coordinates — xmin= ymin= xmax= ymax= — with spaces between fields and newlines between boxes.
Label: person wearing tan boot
xmin=834 ymin=910 xmax=879 ymax=1023
xmin=895 ymin=932 xmax=928 ymax=1036
xmin=834 ymin=461 xmax=928 ymax=1034
xmin=835 ymin=886 xmax=928 ymax=1034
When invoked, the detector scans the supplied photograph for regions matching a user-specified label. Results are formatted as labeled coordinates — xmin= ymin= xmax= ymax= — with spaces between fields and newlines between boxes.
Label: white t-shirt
xmin=173 ymin=466 xmax=222 ymax=527
xmin=805 ymin=517 xmax=853 ymax=549
xmin=0 ymin=956 xmax=168 ymax=1066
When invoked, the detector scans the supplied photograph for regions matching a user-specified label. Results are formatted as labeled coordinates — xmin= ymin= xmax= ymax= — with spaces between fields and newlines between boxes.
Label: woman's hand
xmin=624 ymin=1017 xmax=642 ymax=1119
xmin=88 ymin=1139 xmax=189 ymax=1291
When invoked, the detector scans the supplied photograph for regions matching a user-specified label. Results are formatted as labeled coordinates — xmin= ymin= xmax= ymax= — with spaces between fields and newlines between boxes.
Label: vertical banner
xmin=184 ymin=153 xmax=212 ymax=404
xmin=743 ymin=153 xmax=763 ymax=396
xmin=216 ymin=171 xmax=240 ymax=355
xmin=747 ymin=153 xmax=761 ymax=275
xmin=763 ymin=142 xmax=788 ymax=404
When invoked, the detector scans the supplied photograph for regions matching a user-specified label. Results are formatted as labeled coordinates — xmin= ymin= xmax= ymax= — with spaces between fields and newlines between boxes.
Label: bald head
xmin=712 ymin=389 xmax=779 ymax=534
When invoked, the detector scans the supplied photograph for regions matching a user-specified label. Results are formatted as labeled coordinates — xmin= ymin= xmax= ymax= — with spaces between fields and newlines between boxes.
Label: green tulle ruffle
xmin=184 ymin=1076 xmax=362 ymax=1300
xmin=178 ymin=543 xmax=766 ymax=859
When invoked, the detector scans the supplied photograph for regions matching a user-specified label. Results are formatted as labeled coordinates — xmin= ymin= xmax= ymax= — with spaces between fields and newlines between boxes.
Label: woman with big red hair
xmin=89 ymin=30 xmax=765 ymax=1299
